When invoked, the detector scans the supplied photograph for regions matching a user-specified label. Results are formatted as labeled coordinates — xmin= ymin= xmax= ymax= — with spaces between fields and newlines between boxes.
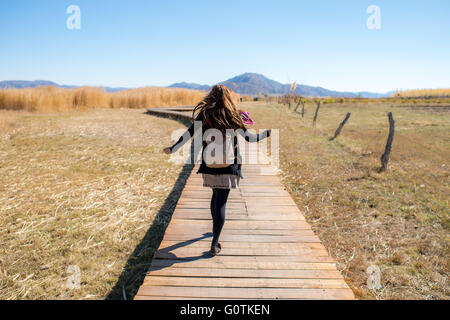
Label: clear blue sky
xmin=0 ymin=0 xmax=449 ymax=92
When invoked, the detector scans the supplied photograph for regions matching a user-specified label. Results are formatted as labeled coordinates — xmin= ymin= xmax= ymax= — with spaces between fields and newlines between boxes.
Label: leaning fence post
xmin=380 ymin=112 xmax=395 ymax=172
xmin=312 ymin=101 xmax=321 ymax=127
xmin=301 ymin=99 xmax=305 ymax=119
xmin=330 ymin=112 xmax=351 ymax=141
xmin=294 ymin=97 xmax=302 ymax=113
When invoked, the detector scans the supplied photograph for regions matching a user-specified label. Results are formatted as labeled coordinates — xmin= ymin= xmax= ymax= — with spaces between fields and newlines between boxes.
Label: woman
xmin=163 ymin=84 xmax=271 ymax=256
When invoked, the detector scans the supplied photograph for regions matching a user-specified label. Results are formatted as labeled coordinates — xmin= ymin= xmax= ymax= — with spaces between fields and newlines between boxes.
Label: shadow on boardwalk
xmin=106 ymin=110 xmax=203 ymax=300
xmin=148 ymin=232 xmax=215 ymax=269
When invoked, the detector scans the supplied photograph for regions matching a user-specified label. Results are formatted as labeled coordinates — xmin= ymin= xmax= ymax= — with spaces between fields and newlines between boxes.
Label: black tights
xmin=210 ymin=188 xmax=230 ymax=248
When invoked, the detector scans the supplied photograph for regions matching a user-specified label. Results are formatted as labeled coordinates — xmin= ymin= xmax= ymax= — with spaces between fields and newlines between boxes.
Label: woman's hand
xmin=163 ymin=147 xmax=172 ymax=155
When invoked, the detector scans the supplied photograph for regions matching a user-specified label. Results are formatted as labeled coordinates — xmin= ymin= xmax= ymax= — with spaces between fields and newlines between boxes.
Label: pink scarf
xmin=240 ymin=111 xmax=254 ymax=127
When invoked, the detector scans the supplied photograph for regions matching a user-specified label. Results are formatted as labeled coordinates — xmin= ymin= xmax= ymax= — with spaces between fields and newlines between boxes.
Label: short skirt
xmin=202 ymin=174 xmax=240 ymax=189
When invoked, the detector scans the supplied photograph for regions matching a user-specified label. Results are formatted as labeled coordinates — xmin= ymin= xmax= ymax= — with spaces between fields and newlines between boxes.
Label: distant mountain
xmin=170 ymin=73 xmax=389 ymax=98
xmin=169 ymin=82 xmax=211 ymax=91
xmin=1 ymin=75 xmax=390 ymax=98
xmin=103 ymin=87 xmax=130 ymax=93
xmin=356 ymin=91 xmax=387 ymax=98
xmin=0 ymin=80 xmax=128 ymax=93
xmin=0 ymin=80 xmax=63 ymax=89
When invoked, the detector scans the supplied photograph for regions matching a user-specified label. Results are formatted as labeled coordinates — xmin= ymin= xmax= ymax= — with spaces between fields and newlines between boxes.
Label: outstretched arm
xmin=238 ymin=128 xmax=271 ymax=143
xmin=167 ymin=123 xmax=195 ymax=154
xmin=163 ymin=114 xmax=202 ymax=154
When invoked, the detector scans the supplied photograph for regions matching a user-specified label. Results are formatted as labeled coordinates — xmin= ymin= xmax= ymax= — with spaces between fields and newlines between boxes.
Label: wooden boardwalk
xmin=136 ymin=108 xmax=355 ymax=300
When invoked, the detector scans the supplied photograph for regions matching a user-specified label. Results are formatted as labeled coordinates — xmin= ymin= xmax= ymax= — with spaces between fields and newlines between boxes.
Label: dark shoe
xmin=209 ymin=243 xmax=221 ymax=256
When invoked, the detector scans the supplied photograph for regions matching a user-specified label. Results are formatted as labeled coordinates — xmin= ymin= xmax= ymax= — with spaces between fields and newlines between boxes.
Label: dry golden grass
xmin=244 ymin=101 xmax=449 ymax=300
xmin=1 ymin=98 xmax=448 ymax=300
xmin=391 ymin=89 xmax=450 ymax=98
xmin=109 ymin=87 xmax=205 ymax=109
xmin=0 ymin=86 xmax=206 ymax=112
xmin=0 ymin=108 xmax=188 ymax=299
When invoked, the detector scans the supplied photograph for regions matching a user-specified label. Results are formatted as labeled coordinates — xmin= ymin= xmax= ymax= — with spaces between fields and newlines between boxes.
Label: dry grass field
xmin=0 ymin=99 xmax=448 ymax=300
xmin=243 ymin=101 xmax=449 ymax=299
xmin=0 ymin=108 xmax=189 ymax=299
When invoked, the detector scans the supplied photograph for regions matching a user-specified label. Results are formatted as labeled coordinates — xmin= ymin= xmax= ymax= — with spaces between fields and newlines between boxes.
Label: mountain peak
xmin=226 ymin=73 xmax=272 ymax=82
xmin=220 ymin=73 xmax=286 ymax=96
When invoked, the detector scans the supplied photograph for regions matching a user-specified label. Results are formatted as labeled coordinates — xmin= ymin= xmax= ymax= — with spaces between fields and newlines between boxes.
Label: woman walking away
xmin=163 ymin=84 xmax=271 ymax=256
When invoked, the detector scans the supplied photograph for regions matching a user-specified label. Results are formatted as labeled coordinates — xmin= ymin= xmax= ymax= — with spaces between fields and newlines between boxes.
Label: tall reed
xmin=391 ymin=88 xmax=450 ymax=98
xmin=0 ymin=86 xmax=206 ymax=112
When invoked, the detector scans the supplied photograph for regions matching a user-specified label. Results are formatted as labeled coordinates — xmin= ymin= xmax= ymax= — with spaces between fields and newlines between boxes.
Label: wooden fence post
xmin=312 ymin=101 xmax=321 ymax=127
xmin=301 ymin=99 xmax=305 ymax=119
xmin=380 ymin=112 xmax=395 ymax=172
xmin=330 ymin=112 xmax=351 ymax=141
xmin=294 ymin=97 xmax=302 ymax=113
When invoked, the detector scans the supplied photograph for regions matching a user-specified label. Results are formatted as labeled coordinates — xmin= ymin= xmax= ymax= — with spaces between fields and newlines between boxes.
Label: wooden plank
xmin=161 ymin=233 xmax=322 ymax=243
xmin=153 ymin=255 xmax=335 ymax=263
xmin=136 ymin=286 xmax=354 ymax=300
xmin=180 ymin=196 xmax=294 ymax=202
xmin=150 ymin=259 xmax=338 ymax=270
xmin=172 ymin=207 xmax=304 ymax=216
xmin=159 ymin=240 xmax=324 ymax=250
xmin=154 ymin=247 xmax=329 ymax=259
xmin=164 ymin=227 xmax=313 ymax=235
xmin=176 ymin=204 xmax=246 ymax=209
xmin=171 ymin=212 xmax=304 ymax=221
xmin=169 ymin=219 xmax=312 ymax=229
xmin=144 ymin=277 xmax=349 ymax=289
xmin=246 ymin=207 xmax=305 ymax=214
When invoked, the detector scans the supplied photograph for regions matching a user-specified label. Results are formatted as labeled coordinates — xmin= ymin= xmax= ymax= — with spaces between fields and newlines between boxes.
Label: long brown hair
xmin=192 ymin=84 xmax=244 ymax=130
